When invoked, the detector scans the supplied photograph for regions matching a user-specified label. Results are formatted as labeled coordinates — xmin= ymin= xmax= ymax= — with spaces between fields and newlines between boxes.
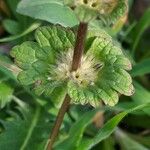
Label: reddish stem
xmin=47 ymin=22 xmax=88 ymax=150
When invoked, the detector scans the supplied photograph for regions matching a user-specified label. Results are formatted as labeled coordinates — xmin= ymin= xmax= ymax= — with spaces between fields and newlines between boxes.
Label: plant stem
xmin=72 ymin=22 xmax=88 ymax=71
xmin=46 ymin=94 xmax=70 ymax=150
xmin=47 ymin=22 xmax=88 ymax=150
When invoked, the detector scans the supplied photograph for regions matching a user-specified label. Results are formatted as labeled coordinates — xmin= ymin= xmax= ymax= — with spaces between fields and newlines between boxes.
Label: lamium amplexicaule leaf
xmin=10 ymin=25 xmax=134 ymax=107
xmin=10 ymin=0 xmax=133 ymax=107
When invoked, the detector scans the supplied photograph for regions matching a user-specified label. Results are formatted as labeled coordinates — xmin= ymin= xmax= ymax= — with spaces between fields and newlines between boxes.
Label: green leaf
xmin=115 ymin=128 xmax=149 ymax=150
xmin=5 ymin=0 xmax=38 ymax=29
xmin=0 ymin=55 xmax=18 ymax=80
xmin=97 ymin=87 xmax=119 ymax=106
xmin=78 ymin=33 xmax=134 ymax=106
xmin=35 ymin=26 xmax=75 ymax=50
xmin=2 ymin=19 xmax=21 ymax=35
xmin=77 ymin=103 xmax=150 ymax=150
xmin=101 ymin=67 xmax=134 ymax=97
xmin=10 ymin=26 xmax=75 ymax=93
xmin=131 ymin=8 xmax=150 ymax=55
xmin=100 ymin=137 xmax=115 ymax=150
xmin=68 ymin=81 xmax=90 ymax=105
xmin=10 ymin=25 xmax=133 ymax=107
xmin=11 ymin=41 xmax=53 ymax=78
xmin=112 ymin=55 xmax=132 ymax=70
xmin=5 ymin=0 xmax=21 ymax=21
xmin=130 ymin=59 xmax=150 ymax=77
xmin=50 ymin=85 xmax=67 ymax=108
xmin=17 ymin=0 xmax=78 ymax=27
xmin=10 ymin=41 xmax=38 ymax=70
xmin=17 ymin=68 xmax=39 ymax=85
xmin=55 ymin=103 xmax=150 ymax=150
xmin=78 ymin=0 xmax=128 ymax=26
xmin=0 ymin=106 xmax=52 ymax=150
xmin=0 ymin=22 xmax=41 ymax=42
xmin=0 ymin=82 xmax=13 ymax=108
xmin=128 ymin=134 xmax=150 ymax=148
xmin=54 ymin=109 xmax=98 ymax=150
xmin=35 ymin=47 xmax=55 ymax=64
xmin=102 ymin=0 xmax=128 ymax=25
xmin=111 ymin=71 xmax=134 ymax=96
xmin=131 ymin=82 xmax=150 ymax=115
xmin=132 ymin=82 xmax=150 ymax=104
xmin=32 ymin=61 xmax=48 ymax=74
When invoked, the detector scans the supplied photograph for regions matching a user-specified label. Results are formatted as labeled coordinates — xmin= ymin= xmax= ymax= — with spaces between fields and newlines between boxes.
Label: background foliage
xmin=0 ymin=0 xmax=150 ymax=150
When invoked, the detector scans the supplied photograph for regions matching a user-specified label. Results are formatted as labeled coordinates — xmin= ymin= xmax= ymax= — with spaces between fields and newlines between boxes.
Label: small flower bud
xmin=64 ymin=0 xmax=128 ymax=25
